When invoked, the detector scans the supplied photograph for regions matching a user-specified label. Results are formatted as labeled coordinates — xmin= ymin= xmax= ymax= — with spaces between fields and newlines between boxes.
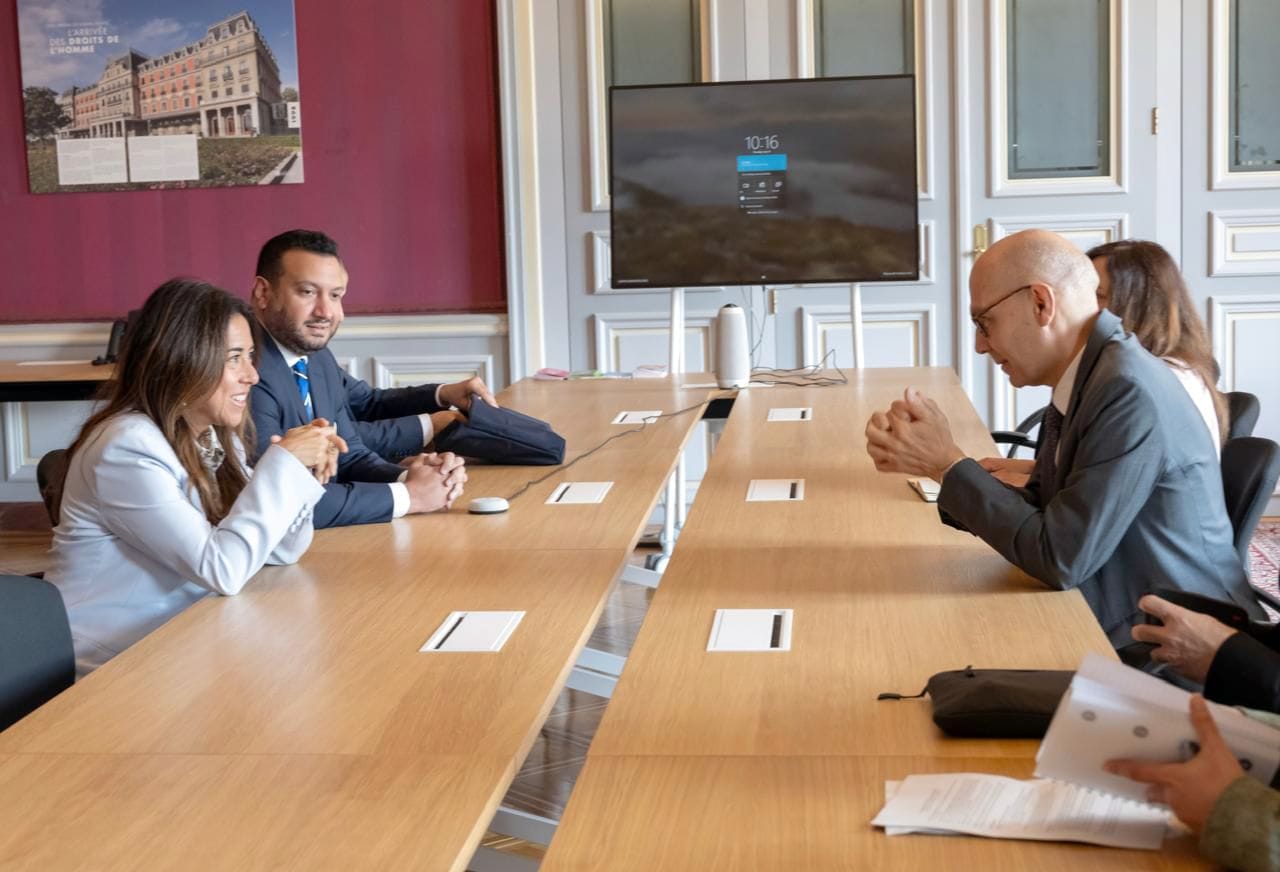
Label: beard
xmin=264 ymin=309 xmax=337 ymax=355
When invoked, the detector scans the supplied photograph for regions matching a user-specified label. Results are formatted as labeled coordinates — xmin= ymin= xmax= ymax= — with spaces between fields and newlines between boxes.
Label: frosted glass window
xmin=1006 ymin=0 xmax=1110 ymax=179
xmin=1230 ymin=0 xmax=1280 ymax=172
xmin=816 ymin=0 xmax=914 ymax=77
xmin=603 ymin=0 xmax=700 ymax=88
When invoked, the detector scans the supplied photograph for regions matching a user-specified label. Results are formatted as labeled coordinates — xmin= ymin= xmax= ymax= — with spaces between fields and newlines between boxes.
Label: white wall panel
xmin=1210 ymin=210 xmax=1280 ymax=276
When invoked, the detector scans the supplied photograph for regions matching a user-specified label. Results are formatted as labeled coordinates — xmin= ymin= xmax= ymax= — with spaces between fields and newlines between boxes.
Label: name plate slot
xmin=746 ymin=479 xmax=805 ymax=502
xmin=707 ymin=609 xmax=793 ymax=652
xmin=612 ymin=410 xmax=663 ymax=425
xmin=546 ymin=481 xmax=614 ymax=505
xmin=421 ymin=611 xmax=525 ymax=653
xmin=767 ymin=407 xmax=813 ymax=422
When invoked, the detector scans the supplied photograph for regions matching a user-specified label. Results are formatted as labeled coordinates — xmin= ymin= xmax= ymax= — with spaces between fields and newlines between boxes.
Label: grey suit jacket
xmin=938 ymin=310 xmax=1262 ymax=647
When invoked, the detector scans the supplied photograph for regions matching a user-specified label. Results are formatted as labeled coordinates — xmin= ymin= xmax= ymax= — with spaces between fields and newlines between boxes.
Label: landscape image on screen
xmin=610 ymin=76 xmax=918 ymax=288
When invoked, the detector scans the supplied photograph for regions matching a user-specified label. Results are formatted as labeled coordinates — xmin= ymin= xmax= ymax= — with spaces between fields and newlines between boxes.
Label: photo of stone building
xmin=18 ymin=3 xmax=302 ymax=192
xmin=63 ymin=12 xmax=285 ymax=140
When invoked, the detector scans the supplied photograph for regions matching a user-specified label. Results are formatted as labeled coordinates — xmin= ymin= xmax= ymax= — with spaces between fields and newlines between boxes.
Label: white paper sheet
xmin=1036 ymin=653 xmax=1280 ymax=804
xmin=873 ymin=773 xmax=1171 ymax=850
xmin=907 ymin=478 xmax=940 ymax=502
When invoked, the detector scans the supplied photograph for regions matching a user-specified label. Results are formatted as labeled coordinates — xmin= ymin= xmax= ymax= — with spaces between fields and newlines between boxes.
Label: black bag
xmin=878 ymin=666 xmax=1074 ymax=739
xmin=433 ymin=396 xmax=566 ymax=466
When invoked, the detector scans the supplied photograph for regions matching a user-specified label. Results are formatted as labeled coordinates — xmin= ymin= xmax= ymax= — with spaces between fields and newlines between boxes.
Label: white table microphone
xmin=716 ymin=304 xmax=750 ymax=388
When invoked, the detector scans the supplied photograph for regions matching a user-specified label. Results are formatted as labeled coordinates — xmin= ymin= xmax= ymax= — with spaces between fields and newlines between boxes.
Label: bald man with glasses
xmin=865 ymin=229 xmax=1262 ymax=658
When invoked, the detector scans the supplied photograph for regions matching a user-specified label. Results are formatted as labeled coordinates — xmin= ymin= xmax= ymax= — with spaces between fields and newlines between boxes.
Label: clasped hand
xmin=271 ymin=418 xmax=348 ymax=484
xmin=864 ymin=388 xmax=966 ymax=482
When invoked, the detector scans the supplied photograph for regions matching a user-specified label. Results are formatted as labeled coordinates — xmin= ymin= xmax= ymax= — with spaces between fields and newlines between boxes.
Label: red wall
xmin=0 ymin=1 xmax=507 ymax=322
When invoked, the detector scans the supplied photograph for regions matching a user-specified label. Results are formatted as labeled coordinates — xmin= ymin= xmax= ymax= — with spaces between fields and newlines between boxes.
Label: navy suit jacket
xmin=340 ymin=371 xmax=444 ymax=461
xmin=938 ymin=310 xmax=1263 ymax=647
xmin=250 ymin=330 xmax=404 ymax=528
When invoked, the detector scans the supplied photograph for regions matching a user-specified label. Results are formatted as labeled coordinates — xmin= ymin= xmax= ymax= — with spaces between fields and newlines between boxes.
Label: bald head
xmin=969 ymin=229 xmax=1102 ymax=388
xmin=972 ymin=229 xmax=1099 ymax=319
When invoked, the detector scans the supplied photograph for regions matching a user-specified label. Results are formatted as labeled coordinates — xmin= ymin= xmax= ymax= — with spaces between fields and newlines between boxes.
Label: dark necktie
xmin=1037 ymin=404 xmax=1065 ymax=488
xmin=292 ymin=358 xmax=313 ymax=420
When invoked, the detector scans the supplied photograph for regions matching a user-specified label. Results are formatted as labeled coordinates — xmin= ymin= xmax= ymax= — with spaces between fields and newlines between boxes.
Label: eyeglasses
xmin=971 ymin=284 xmax=1033 ymax=338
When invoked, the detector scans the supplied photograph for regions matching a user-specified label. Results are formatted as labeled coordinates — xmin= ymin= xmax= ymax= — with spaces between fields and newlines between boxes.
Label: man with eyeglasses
xmin=865 ymin=229 xmax=1262 ymax=658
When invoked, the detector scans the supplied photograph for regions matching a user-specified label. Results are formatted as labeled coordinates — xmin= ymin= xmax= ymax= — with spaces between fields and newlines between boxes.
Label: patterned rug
xmin=1251 ymin=520 xmax=1280 ymax=605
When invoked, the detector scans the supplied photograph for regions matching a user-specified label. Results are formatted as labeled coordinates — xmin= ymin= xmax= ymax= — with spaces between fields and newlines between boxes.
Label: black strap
xmin=876 ymin=665 xmax=973 ymax=701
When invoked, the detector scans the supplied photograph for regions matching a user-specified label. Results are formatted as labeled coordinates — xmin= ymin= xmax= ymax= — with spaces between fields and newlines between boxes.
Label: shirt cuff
xmin=389 ymin=480 xmax=410 ymax=518
xmin=418 ymin=412 xmax=434 ymax=447
xmin=435 ymin=384 xmax=447 ymax=408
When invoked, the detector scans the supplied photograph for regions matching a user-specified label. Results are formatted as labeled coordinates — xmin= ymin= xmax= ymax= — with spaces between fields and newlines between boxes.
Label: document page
xmin=1036 ymin=653 xmax=1280 ymax=803
xmin=873 ymin=773 xmax=1170 ymax=850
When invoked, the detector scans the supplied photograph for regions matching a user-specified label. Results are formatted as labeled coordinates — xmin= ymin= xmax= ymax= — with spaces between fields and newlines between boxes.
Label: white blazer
xmin=47 ymin=413 xmax=326 ymax=676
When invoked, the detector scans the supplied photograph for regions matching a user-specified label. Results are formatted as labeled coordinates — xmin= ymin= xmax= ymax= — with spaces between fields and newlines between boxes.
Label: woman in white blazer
xmin=46 ymin=279 xmax=347 ymax=676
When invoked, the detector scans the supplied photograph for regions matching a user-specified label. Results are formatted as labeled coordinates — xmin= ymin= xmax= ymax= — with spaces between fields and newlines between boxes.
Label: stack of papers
xmin=907 ymin=478 xmax=940 ymax=502
xmin=873 ymin=774 xmax=1171 ymax=849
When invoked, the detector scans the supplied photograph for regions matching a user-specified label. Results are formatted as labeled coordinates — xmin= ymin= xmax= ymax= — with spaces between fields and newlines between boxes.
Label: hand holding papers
xmin=873 ymin=653 xmax=1280 ymax=850
xmin=1035 ymin=653 xmax=1280 ymax=804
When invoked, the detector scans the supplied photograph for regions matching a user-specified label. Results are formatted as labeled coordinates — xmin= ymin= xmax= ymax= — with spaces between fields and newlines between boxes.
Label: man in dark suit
xmin=255 ymin=230 xmax=499 ymax=463
xmin=249 ymin=230 xmax=469 ymax=528
xmin=864 ymin=229 xmax=1264 ymax=650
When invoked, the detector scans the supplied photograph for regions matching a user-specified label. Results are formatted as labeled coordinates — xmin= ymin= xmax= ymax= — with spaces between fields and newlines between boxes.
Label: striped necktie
xmin=292 ymin=358 xmax=313 ymax=420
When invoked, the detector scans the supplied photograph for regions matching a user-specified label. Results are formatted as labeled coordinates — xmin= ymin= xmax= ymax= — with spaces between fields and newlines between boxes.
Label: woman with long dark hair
xmin=981 ymin=239 xmax=1224 ymax=486
xmin=1086 ymin=239 xmax=1226 ymax=447
xmin=48 ymin=279 xmax=346 ymax=676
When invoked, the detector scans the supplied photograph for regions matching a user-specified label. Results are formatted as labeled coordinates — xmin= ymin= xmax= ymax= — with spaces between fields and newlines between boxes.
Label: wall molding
xmin=1209 ymin=210 xmax=1280 ymax=276
xmin=372 ymin=354 xmax=495 ymax=390
xmin=991 ymin=212 xmax=1129 ymax=249
xmin=987 ymin=0 xmax=1127 ymax=197
xmin=1210 ymin=0 xmax=1280 ymax=191
xmin=2 ymin=404 xmax=39 ymax=482
xmin=592 ymin=311 xmax=716 ymax=373
xmin=0 ymin=314 xmax=507 ymax=355
xmin=1208 ymin=293 xmax=1280 ymax=389
xmin=799 ymin=302 xmax=936 ymax=369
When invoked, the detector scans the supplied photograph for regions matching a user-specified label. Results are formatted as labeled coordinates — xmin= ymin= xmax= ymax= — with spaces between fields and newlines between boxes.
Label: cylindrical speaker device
xmin=716 ymin=304 xmax=751 ymax=388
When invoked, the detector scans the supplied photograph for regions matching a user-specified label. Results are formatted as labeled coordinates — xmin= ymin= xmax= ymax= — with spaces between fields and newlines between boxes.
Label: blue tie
xmin=292 ymin=358 xmax=313 ymax=420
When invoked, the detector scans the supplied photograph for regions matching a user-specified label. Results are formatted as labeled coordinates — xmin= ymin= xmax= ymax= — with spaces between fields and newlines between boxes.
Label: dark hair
xmin=59 ymin=279 xmax=256 ymax=524
xmin=255 ymin=229 xmax=340 ymax=283
xmin=1086 ymin=240 xmax=1226 ymax=442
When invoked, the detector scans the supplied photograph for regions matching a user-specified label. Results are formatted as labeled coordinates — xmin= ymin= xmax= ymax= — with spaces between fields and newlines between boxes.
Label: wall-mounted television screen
xmin=609 ymin=75 xmax=918 ymax=289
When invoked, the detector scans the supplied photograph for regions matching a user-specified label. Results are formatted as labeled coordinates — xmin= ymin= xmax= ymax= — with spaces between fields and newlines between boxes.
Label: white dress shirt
xmin=270 ymin=336 xmax=448 ymax=518
xmin=47 ymin=413 xmax=326 ymax=676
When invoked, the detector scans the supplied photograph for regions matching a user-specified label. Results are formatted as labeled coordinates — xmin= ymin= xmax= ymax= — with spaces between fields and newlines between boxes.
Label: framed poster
xmin=17 ymin=1 xmax=303 ymax=193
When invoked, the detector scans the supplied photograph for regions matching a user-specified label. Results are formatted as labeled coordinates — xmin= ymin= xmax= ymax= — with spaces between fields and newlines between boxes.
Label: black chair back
xmin=0 ymin=574 xmax=75 ymax=731
xmin=1226 ymin=391 xmax=1261 ymax=440
xmin=36 ymin=449 xmax=68 ymax=527
xmin=1222 ymin=436 xmax=1280 ymax=571
xmin=992 ymin=405 xmax=1048 ymax=459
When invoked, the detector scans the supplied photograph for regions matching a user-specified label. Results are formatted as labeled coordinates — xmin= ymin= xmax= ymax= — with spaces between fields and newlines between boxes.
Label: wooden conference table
xmin=0 ymin=375 xmax=713 ymax=871
xmin=539 ymin=369 xmax=1206 ymax=870
xmin=0 ymin=369 xmax=1206 ymax=869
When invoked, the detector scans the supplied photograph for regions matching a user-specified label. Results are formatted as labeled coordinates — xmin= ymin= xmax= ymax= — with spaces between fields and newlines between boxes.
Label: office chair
xmin=1226 ymin=391 xmax=1261 ymax=440
xmin=991 ymin=406 xmax=1047 ymax=459
xmin=36 ymin=449 xmax=67 ymax=527
xmin=1221 ymin=436 xmax=1280 ymax=613
xmin=0 ymin=574 xmax=75 ymax=731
